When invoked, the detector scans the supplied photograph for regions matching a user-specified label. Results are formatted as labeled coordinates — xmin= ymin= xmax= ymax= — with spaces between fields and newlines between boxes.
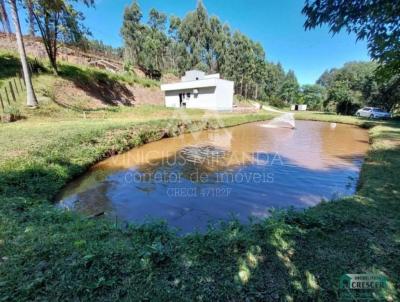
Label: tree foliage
xmin=279 ymin=70 xmax=299 ymax=105
xmin=316 ymin=61 xmax=400 ymax=114
xmin=300 ymin=84 xmax=326 ymax=110
xmin=302 ymin=0 xmax=400 ymax=80
xmin=30 ymin=0 xmax=93 ymax=73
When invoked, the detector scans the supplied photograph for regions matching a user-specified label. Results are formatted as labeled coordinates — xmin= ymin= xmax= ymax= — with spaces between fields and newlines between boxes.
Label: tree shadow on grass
xmin=166 ymin=146 xmax=400 ymax=300
xmin=274 ymin=146 xmax=400 ymax=301
xmin=0 ymin=54 xmax=21 ymax=84
xmin=58 ymin=64 xmax=136 ymax=107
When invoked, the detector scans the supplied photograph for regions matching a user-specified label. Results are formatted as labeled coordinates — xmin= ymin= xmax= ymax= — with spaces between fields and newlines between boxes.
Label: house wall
xmin=163 ymin=79 xmax=234 ymax=111
xmin=165 ymin=87 xmax=218 ymax=110
xmin=186 ymin=87 xmax=217 ymax=110
xmin=165 ymin=91 xmax=181 ymax=108
xmin=215 ymin=80 xmax=234 ymax=111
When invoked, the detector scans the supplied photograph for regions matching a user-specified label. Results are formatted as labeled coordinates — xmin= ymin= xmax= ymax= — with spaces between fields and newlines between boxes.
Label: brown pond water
xmin=58 ymin=120 xmax=369 ymax=233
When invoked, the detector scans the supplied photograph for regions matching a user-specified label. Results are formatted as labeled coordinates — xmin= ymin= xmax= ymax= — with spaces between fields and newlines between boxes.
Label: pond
xmin=58 ymin=120 xmax=369 ymax=233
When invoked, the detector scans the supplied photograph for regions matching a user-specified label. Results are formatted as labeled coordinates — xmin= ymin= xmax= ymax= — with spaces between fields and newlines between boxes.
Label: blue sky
xmin=32 ymin=0 xmax=371 ymax=85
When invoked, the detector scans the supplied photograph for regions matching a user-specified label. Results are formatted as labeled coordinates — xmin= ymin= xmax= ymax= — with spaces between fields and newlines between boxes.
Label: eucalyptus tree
xmin=121 ymin=0 xmax=144 ymax=65
xmin=165 ymin=15 xmax=189 ymax=73
xmin=279 ymin=70 xmax=300 ymax=104
xmin=29 ymin=0 xmax=93 ymax=74
xmin=178 ymin=0 xmax=211 ymax=70
xmin=8 ymin=0 xmax=38 ymax=107
xmin=263 ymin=62 xmax=285 ymax=101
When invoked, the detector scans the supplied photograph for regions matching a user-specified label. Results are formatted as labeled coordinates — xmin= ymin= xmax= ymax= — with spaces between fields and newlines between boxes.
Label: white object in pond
xmin=261 ymin=112 xmax=295 ymax=129
xmin=330 ymin=123 xmax=337 ymax=129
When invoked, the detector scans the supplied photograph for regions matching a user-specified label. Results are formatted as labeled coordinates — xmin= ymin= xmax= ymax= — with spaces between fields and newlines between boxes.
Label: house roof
xmin=161 ymin=78 xmax=219 ymax=91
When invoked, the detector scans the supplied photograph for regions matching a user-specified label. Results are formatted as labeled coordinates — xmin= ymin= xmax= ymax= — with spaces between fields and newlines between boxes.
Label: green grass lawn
xmin=0 ymin=58 xmax=399 ymax=301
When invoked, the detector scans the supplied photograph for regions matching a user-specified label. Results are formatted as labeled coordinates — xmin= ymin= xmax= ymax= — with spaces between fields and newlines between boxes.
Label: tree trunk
xmin=240 ymin=75 xmax=244 ymax=96
xmin=0 ymin=0 xmax=11 ymax=34
xmin=9 ymin=0 xmax=38 ymax=107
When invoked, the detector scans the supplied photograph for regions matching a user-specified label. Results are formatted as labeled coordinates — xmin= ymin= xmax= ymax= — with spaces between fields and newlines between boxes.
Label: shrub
xmin=1 ymin=106 xmax=23 ymax=123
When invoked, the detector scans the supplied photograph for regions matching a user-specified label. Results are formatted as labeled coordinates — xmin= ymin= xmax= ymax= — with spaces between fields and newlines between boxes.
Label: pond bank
xmin=0 ymin=111 xmax=399 ymax=301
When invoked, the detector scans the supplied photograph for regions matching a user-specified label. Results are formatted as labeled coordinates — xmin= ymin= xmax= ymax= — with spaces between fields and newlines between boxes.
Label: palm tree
xmin=8 ymin=0 xmax=38 ymax=107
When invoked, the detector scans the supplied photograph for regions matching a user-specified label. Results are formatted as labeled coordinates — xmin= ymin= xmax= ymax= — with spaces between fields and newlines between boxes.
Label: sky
xmin=34 ymin=0 xmax=371 ymax=85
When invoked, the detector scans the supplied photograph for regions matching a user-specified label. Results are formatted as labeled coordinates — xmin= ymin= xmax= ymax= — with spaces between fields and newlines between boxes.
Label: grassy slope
xmin=0 ymin=60 xmax=399 ymax=301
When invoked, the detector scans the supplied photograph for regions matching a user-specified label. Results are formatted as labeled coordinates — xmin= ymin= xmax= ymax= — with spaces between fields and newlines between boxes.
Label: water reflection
xmin=58 ymin=121 xmax=369 ymax=233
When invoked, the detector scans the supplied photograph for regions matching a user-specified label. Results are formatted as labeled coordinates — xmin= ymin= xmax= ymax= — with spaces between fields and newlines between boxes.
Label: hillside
xmin=0 ymin=50 xmax=169 ymax=117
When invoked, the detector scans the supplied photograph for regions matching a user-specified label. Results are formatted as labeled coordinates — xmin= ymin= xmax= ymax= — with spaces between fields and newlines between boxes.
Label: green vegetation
xmin=315 ymin=62 xmax=399 ymax=114
xmin=303 ymin=0 xmax=400 ymax=114
xmin=121 ymin=1 xmax=301 ymax=103
xmin=0 ymin=51 xmax=160 ymax=118
xmin=0 ymin=104 xmax=399 ymax=300
xmin=0 ymin=53 xmax=21 ymax=87
xmin=58 ymin=62 xmax=159 ymax=88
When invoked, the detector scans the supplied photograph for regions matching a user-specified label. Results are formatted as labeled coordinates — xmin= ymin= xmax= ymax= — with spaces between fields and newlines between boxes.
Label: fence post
xmin=13 ymin=78 xmax=19 ymax=94
xmin=20 ymin=69 xmax=26 ymax=87
xmin=8 ymin=82 xmax=16 ymax=102
xmin=0 ymin=93 xmax=4 ymax=112
xmin=4 ymin=87 xmax=10 ymax=105
xmin=17 ymin=73 xmax=24 ymax=91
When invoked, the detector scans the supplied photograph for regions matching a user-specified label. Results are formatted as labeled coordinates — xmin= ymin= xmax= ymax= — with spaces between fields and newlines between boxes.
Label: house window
xmin=186 ymin=93 xmax=191 ymax=98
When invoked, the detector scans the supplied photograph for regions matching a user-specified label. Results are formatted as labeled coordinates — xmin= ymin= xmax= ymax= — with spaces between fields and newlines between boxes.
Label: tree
xmin=302 ymin=0 xmax=400 ymax=79
xmin=143 ymin=9 xmax=168 ymax=75
xmin=327 ymin=81 xmax=362 ymax=115
xmin=178 ymin=0 xmax=212 ymax=70
xmin=30 ymin=0 xmax=93 ymax=74
xmin=8 ymin=0 xmax=38 ymax=107
xmin=279 ymin=70 xmax=300 ymax=104
xmin=316 ymin=61 xmax=384 ymax=113
xmin=0 ymin=0 xmax=11 ymax=34
xmin=121 ymin=0 xmax=144 ymax=65
xmin=301 ymin=84 xmax=326 ymax=110
xmin=317 ymin=69 xmax=337 ymax=88
xmin=263 ymin=62 xmax=285 ymax=101
xmin=373 ymin=75 xmax=400 ymax=112
xmin=148 ymin=8 xmax=166 ymax=32
xmin=122 ymin=4 xmax=168 ymax=78
xmin=165 ymin=15 xmax=189 ymax=73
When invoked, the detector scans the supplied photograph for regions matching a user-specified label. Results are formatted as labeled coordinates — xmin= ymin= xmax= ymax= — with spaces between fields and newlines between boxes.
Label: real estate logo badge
xmin=339 ymin=274 xmax=388 ymax=301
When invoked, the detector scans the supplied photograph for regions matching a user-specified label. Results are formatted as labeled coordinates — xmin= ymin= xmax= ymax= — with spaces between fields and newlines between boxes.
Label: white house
xmin=160 ymin=70 xmax=234 ymax=111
